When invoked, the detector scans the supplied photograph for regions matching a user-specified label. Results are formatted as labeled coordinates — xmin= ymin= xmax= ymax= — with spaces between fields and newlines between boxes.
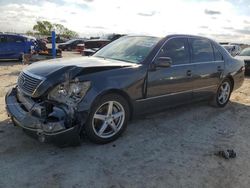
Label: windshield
xmin=94 ymin=36 xmax=161 ymax=64
xmin=239 ymin=48 xmax=250 ymax=56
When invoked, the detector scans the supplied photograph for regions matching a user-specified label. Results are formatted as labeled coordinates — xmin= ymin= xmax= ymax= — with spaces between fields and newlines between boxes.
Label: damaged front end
xmin=5 ymin=71 xmax=90 ymax=146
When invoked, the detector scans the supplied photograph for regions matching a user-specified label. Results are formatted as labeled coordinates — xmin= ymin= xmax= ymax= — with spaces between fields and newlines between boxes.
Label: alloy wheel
xmin=92 ymin=101 xmax=125 ymax=138
xmin=218 ymin=82 xmax=231 ymax=105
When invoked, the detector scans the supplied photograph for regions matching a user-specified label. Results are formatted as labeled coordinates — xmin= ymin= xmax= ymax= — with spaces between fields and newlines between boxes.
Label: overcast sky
xmin=1 ymin=0 xmax=250 ymax=43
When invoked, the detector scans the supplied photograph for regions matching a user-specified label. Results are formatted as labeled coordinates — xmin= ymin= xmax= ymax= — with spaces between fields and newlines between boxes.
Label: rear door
xmin=189 ymin=37 xmax=224 ymax=99
xmin=143 ymin=37 xmax=194 ymax=111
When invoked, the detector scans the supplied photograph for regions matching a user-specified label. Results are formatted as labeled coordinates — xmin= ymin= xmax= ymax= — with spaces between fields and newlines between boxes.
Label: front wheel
xmin=211 ymin=79 xmax=232 ymax=107
xmin=84 ymin=94 xmax=130 ymax=144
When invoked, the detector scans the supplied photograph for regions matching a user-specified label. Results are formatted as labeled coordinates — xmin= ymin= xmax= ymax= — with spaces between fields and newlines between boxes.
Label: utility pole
xmin=52 ymin=28 xmax=56 ymax=59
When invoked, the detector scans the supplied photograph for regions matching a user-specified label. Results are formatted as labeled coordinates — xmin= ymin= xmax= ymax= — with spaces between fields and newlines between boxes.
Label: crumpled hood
xmin=25 ymin=56 xmax=135 ymax=77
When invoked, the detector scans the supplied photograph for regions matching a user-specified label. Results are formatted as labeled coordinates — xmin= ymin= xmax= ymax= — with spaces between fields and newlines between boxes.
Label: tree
xmin=53 ymin=23 xmax=79 ymax=38
xmin=26 ymin=30 xmax=34 ymax=36
xmin=33 ymin=21 xmax=53 ymax=35
xmin=32 ymin=21 xmax=79 ymax=38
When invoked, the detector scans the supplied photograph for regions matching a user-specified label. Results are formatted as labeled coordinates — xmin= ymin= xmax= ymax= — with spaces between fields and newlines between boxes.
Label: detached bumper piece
xmin=5 ymin=88 xmax=81 ymax=146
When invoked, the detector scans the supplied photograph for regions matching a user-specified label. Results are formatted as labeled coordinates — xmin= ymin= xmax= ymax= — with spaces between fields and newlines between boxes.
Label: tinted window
xmin=213 ymin=45 xmax=223 ymax=61
xmin=158 ymin=38 xmax=190 ymax=65
xmin=74 ymin=40 xmax=83 ymax=45
xmin=0 ymin=36 xmax=7 ymax=43
xmin=6 ymin=36 xmax=25 ymax=43
xmin=15 ymin=36 xmax=25 ymax=43
xmin=190 ymin=38 xmax=214 ymax=62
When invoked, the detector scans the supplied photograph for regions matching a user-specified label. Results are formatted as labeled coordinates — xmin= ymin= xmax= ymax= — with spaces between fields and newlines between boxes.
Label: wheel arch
xmin=225 ymin=75 xmax=234 ymax=91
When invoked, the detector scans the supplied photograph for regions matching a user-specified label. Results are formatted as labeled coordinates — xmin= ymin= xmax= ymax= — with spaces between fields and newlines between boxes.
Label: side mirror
xmin=155 ymin=57 xmax=172 ymax=68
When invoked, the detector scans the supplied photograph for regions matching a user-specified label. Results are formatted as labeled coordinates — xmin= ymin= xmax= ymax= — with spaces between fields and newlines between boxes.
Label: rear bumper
xmin=5 ymin=87 xmax=81 ymax=145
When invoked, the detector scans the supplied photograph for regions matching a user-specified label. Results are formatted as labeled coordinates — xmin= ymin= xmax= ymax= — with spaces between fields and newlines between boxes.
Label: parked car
xmin=235 ymin=47 xmax=250 ymax=75
xmin=222 ymin=44 xmax=241 ymax=57
xmin=5 ymin=35 xmax=244 ymax=145
xmin=47 ymin=36 xmax=68 ymax=44
xmin=75 ymin=43 xmax=85 ymax=53
xmin=82 ymin=38 xmax=110 ymax=56
xmin=81 ymin=34 xmax=125 ymax=56
xmin=0 ymin=34 xmax=36 ymax=60
xmin=58 ymin=39 xmax=85 ymax=51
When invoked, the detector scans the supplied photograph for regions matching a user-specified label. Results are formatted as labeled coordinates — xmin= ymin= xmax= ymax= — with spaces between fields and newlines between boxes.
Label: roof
xmin=124 ymin=34 xmax=214 ymax=41
xmin=166 ymin=34 xmax=211 ymax=40
xmin=0 ymin=33 xmax=34 ymax=40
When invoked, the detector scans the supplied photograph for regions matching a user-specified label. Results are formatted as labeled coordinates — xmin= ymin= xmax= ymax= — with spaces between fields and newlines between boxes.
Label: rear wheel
xmin=18 ymin=53 xmax=23 ymax=62
xmin=84 ymin=94 xmax=130 ymax=144
xmin=211 ymin=79 xmax=232 ymax=107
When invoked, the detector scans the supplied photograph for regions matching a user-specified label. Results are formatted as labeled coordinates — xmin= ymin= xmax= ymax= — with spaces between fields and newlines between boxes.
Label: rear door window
xmin=158 ymin=38 xmax=190 ymax=65
xmin=6 ymin=36 xmax=25 ymax=43
xmin=213 ymin=45 xmax=223 ymax=61
xmin=189 ymin=38 xmax=214 ymax=63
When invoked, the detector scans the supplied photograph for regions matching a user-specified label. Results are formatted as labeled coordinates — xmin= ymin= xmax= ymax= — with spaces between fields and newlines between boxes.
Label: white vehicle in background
xmin=222 ymin=45 xmax=241 ymax=57
xmin=235 ymin=47 xmax=250 ymax=75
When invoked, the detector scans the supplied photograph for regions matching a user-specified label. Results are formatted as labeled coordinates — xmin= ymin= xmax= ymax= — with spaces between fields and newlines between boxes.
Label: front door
xmin=0 ymin=35 xmax=8 ymax=58
xmin=141 ymin=37 xmax=195 ymax=112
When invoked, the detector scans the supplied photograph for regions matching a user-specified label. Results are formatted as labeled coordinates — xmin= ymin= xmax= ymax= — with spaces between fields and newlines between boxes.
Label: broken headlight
xmin=48 ymin=80 xmax=91 ymax=105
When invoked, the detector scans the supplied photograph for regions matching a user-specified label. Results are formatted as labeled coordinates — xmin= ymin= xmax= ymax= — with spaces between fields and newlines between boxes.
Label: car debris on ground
xmin=214 ymin=149 xmax=237 ymax=159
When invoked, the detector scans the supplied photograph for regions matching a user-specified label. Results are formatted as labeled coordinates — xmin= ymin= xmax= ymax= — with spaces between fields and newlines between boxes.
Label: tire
xmin=11 ymin=117 xmax=18 ymax=126
xmin=211 ymin=78 xmax=232 ymax=107
xmin=18 ymin=53 xmax=23 ymax=62
xmin=84 ymin=94 xmax=130 ymax=144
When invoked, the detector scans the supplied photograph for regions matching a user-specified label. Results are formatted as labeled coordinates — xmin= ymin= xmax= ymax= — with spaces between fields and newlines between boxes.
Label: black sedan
xmin=5 ymin=35 xmax=245 ymax=145
xmin=58 ymin=39 xmax=85 ymax=51
xmin=81 ymin=34 xmax=125 ymax=56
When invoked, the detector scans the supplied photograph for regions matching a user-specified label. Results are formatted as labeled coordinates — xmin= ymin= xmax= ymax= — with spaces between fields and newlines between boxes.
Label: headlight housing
xmin=48 ymin=79 xmax=91 ymax=105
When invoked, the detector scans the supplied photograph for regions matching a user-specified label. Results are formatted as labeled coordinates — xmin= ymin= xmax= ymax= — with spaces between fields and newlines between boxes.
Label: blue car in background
xmin=0 ymin=34 xmax=36 ymax=60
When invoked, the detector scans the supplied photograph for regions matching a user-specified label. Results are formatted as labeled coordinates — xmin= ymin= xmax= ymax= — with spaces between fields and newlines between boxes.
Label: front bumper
xmin=5 ymin=87 xmax=81 ymax=146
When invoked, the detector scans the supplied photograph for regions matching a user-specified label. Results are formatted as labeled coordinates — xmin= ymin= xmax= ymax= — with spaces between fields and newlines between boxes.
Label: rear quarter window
xmin=213 ymin=44 xmax=224 ymax=61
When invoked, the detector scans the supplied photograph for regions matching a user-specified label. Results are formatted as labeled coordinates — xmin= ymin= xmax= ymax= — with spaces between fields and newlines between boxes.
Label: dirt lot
xmin=0 ymin=53 xmax=250 ymax=188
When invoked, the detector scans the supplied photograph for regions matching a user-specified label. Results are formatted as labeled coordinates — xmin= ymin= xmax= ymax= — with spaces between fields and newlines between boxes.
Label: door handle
xmin=186 ymin=70 xmax=192 ymax=77
xmin=217 ymin=66 xmax=224 ymax=72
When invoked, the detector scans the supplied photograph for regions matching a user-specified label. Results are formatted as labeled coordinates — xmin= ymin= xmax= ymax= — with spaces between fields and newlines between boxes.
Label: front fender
xmin=76 ymin=66 xmax=147 ymax=113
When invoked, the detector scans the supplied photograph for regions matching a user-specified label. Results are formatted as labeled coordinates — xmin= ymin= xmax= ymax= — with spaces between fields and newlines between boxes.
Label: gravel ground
xmin=0 ymin=53 xmax=250 ymax=188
